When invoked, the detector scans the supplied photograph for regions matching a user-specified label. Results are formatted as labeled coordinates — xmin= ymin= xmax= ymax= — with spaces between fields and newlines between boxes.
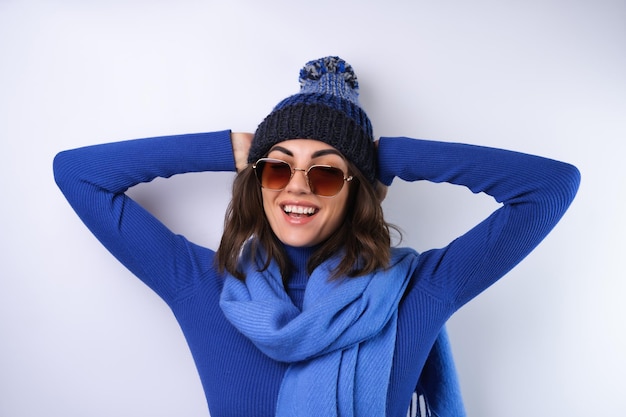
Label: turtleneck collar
xmin=283 ymin=244 xmax=317 ymax=309
xmin=284 ymin=244 xmax=316 ymax=270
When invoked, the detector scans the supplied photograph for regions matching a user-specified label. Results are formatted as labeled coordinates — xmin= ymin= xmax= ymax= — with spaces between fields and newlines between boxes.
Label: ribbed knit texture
xmin=250 ymin=99 xmax=375 ymax=182
xmin=53 ymin=130 xmax=580 ymax=417
xmin=221 ymin=244 xmax=418 ymax=417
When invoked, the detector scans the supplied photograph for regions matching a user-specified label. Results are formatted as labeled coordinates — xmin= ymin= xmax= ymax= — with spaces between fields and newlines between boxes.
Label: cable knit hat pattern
xmin=248 ymin=56 xmax=376 ymax=183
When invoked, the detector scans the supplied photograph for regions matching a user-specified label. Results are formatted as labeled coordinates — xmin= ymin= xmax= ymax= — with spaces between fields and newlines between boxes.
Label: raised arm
xmin=377 ymin=136 xmax=580 ymax=308
xmin=53 ymin=130 xmax=236 ymax=304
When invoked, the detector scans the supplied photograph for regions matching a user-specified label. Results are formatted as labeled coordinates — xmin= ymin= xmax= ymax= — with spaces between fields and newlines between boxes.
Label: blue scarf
xmin=220 ymin=244 xmax=420 ymax=417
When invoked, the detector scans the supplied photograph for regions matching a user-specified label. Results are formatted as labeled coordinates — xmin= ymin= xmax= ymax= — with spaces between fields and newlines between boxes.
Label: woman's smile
xmin=281 ymin=202 xmax=319 ymax=222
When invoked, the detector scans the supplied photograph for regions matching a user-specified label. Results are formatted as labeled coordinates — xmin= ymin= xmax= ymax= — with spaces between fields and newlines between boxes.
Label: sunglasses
xmin=252 ymin=158 xmax=353 ymax=197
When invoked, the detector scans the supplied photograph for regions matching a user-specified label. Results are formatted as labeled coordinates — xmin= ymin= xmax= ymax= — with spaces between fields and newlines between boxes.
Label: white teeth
xmin=283 ymin=205 xmax=316 ymax=215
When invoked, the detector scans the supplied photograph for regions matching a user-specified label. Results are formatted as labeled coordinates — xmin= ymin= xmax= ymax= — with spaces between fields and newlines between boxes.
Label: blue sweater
xmin=53 ymin=131 xmax=580 ymax=416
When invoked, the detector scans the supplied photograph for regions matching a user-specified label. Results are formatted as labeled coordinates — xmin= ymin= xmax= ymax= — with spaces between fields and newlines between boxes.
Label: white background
xmin=1 ymin=0 xmax=624 ymax=416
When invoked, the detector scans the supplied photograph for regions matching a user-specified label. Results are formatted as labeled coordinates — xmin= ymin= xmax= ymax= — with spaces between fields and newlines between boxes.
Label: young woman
xmin=53 ymin=56 xmax=580 ymax=417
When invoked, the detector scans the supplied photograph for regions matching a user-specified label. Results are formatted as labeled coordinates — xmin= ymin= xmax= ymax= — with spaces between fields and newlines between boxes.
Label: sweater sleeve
xmin=377 ymin=136 xmax=580 ymax=308
xmin=53 ymin=130 xmax=235 ymax=304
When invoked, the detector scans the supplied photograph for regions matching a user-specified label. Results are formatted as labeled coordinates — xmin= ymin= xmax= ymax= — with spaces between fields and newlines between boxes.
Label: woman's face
xmin=259 ymin=139 xmax=352 ymax=247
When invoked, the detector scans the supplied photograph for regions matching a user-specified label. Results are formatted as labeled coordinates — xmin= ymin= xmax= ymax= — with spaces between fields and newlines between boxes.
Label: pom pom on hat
xmin=248 ymin=56 xmax=376 ymax=184
xmin=298 ymin=56 xmax=360 ymax=105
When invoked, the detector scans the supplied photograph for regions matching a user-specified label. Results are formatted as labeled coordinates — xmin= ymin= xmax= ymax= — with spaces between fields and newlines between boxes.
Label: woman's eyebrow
xmin=267 ymin=146 xmax=344 ymax=160
xmin=311 ymin=149 xmax=344 ymax=159
xmin=268 ymin=145 xmax=292 ymax=156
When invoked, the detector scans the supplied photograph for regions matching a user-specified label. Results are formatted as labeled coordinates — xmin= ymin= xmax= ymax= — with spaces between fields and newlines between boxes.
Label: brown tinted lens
xmin=308 ymin=166 xmax=345 ymax=196
xmin=259 ymin=160 xmax=292 ymax=190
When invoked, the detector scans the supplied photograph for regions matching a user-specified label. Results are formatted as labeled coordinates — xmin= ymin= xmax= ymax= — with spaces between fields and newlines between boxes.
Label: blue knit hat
xmin=248 ymin=56 xmax=376 ymax=183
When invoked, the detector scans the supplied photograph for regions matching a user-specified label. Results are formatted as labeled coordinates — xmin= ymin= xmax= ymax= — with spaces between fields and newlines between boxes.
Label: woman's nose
xmin=285 ymin=168 xmax=311 ymax=194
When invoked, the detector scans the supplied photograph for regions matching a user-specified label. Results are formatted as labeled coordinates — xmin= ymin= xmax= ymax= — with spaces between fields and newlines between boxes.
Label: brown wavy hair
xmin=215 ymin=160 xmax=395 ymax=281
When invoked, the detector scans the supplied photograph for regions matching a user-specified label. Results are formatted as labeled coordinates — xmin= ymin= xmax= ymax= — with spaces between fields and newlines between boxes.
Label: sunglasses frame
xmin=252 ymin=157 xmax=353 ymax=197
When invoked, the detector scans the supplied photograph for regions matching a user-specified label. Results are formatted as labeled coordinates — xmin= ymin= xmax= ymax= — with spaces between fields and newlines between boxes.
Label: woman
xmin=54 ymin=56 xmax=580 ymax=417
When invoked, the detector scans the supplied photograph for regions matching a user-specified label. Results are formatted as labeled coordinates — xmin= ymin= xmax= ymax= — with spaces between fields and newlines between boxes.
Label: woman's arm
xmin=377 ymin=136 xmax=580 ymax=308
xmin=53 ymin=130 xmax=236 ymax=304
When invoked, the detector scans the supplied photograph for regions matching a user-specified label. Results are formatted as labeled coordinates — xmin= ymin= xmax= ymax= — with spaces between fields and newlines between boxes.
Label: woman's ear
xmin=374 ymin=181 xmax=388 ymax=202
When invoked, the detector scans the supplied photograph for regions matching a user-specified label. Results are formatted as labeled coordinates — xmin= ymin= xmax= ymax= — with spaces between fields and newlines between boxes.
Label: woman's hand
xmin=231 ymin=132 xmax=254 ymax=172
